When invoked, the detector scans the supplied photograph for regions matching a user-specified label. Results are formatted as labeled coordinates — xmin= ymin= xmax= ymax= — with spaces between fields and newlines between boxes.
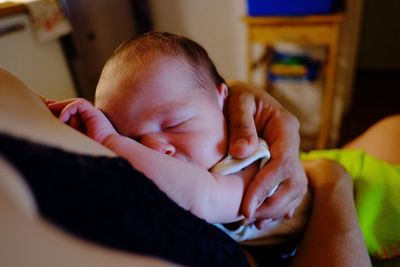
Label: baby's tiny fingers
xmin=59 ymin=104 xmax=79 ymax=123
xmin=69 ymin=115 xmax=85 ymax=133
xmin=45 ymin=99 xmax=56 ymax=105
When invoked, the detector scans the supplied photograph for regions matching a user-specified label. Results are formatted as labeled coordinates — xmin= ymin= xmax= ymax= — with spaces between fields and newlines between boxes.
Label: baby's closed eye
xmin=164 ymin=121 xmax=186 ymax=131
xmin=163 ymin=117 xmax=194 ymax=133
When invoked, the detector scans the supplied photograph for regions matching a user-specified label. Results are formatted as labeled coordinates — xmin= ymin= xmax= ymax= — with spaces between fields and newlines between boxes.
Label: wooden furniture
xmin=244 ymin=13 xmax=345 ymax=149
xmin=0 ymin=2 xmax=27 ymax=18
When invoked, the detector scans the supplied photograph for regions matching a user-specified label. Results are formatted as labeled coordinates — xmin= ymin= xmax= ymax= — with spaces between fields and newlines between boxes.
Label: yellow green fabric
xmin=300 ymin=149 xmax=400 ymax=259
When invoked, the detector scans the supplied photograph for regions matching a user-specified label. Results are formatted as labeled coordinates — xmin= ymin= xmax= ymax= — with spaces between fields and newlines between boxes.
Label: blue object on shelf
xmin=246 ymin=0 xmax=335 ymax=16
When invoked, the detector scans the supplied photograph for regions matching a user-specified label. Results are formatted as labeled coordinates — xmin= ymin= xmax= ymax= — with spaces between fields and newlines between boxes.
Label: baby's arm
xmin=104 ymin=134 xmax=256 ymax=223
xmin=48 ymin=98 xmax=252 ymax=224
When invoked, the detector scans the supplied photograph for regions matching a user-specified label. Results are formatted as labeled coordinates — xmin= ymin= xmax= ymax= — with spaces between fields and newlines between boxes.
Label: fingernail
xmin=289 ymin=209 xmax=295 ymax=218
xmin=234 ymin=138 xmax=248 ymax=148
xmin=248 ymin=195 xmax=265 ymax=218
xmin=249 ymin=204 xmax=256 ymax=218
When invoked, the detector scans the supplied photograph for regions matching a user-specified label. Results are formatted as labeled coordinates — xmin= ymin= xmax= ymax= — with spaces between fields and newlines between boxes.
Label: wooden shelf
xmin=243 ymin=13 xmax=346 ymax=149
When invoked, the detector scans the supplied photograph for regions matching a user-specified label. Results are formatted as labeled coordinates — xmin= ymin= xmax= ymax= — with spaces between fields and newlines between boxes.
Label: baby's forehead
xmin=101 ymin=55 xmax=218 ymax=109
xmin=135 ymin=54 xmax=215 ymax=88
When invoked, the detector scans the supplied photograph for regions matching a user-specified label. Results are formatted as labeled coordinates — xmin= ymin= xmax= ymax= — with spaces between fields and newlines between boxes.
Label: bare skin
xmin=227 ymin=81 xmax=307 ymax=228
xmin=293 ymin=159 xmax=372 ymax=267
xmin=343 ymin=115 xmax=400 ymax=164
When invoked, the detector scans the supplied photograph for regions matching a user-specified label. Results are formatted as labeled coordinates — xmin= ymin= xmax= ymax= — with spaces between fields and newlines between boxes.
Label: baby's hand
xmin=47 ymin=98 xmax=117 ymax=144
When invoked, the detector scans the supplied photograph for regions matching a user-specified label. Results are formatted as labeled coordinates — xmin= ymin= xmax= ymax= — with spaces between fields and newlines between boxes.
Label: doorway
xmin=339 ymin=0 xmax=400 ymax=145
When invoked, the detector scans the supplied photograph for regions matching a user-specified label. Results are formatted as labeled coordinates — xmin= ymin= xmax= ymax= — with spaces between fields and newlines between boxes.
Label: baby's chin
xmin=205 ymin=154 xmax=227 ymax=172
xmin=179 ymin=155 xmax=219 ymax=171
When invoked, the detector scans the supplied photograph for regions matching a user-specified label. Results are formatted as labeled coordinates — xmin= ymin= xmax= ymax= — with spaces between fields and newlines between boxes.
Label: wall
xmin=61 ymin=0 xmax=140 ymax=101
xmin=0 ymin=13 xmax=76 ymax=100
xmin=358 ymin=0 xmax=400 ymax=70
xmin=148 ymin=0 xmax=247 ymax=81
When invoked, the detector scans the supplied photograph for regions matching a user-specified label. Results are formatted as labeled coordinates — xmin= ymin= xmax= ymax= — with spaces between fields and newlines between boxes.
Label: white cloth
xmin=211 ymin=138 xmax=271 ymax=176
xmin=212 ymin=138 xmax=311 ymax=246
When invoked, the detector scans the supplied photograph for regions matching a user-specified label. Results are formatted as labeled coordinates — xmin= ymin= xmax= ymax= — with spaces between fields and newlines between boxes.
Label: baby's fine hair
xmin=106 ymin=31 xmax=226 ymax=89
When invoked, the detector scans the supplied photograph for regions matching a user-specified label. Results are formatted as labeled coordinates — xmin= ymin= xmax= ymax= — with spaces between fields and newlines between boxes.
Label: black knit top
xmin=0 ymin=133 xmax=249 ymax=267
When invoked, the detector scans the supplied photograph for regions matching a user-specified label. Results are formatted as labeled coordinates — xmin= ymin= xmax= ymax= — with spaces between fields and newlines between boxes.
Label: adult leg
xmin=343 ymin=115 xmax=400 ymax=164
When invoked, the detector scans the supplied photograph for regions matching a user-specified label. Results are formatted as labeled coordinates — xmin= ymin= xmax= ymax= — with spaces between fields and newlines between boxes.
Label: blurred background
xmin=0 ymin=0 xmax=399 ymax=150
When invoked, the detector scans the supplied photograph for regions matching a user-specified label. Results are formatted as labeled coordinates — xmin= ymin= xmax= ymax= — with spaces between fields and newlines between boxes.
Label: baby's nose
xmin=140 ymin=134 xmax=176 ymax=156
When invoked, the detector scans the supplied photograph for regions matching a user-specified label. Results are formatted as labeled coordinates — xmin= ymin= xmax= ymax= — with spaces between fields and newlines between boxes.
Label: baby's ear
xmin=216 ymin=83 xmax=228 ymax=110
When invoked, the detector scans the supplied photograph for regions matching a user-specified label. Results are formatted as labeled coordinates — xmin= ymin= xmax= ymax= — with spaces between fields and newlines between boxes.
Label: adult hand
xmin=227 ymin=81 xmax=307 ymax=228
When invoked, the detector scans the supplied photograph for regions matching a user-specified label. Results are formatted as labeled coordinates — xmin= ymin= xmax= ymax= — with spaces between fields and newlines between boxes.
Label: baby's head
xmin=95 ymin=32 xmax=229 ymax=169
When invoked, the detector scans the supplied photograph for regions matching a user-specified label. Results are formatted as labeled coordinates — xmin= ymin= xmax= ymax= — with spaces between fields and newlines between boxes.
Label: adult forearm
xmin=291 ymin=183 xmax=371 ymax=267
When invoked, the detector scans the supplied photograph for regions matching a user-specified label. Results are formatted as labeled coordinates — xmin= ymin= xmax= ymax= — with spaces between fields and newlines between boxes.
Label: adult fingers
xmin=254 ymin=180 xmax=304 ymax=222
xmin=253 ymin=201 xmax=299 ymax=230
xmin=242 ymin=158 xmax=307 ymax=219
xmin=253 ymin=200 xmax=300 ymax=230
xmin=227 ymin=91 xmax=258 ymax=158
xmin=241 ymin=159 xmax=285 ymax=218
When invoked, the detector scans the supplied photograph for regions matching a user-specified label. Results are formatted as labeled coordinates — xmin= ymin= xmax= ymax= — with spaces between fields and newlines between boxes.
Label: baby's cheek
xmin=215 ymin=132 xmax=228 ymax=154
xmin=196 ymin=145 xmax=222 ymax=170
